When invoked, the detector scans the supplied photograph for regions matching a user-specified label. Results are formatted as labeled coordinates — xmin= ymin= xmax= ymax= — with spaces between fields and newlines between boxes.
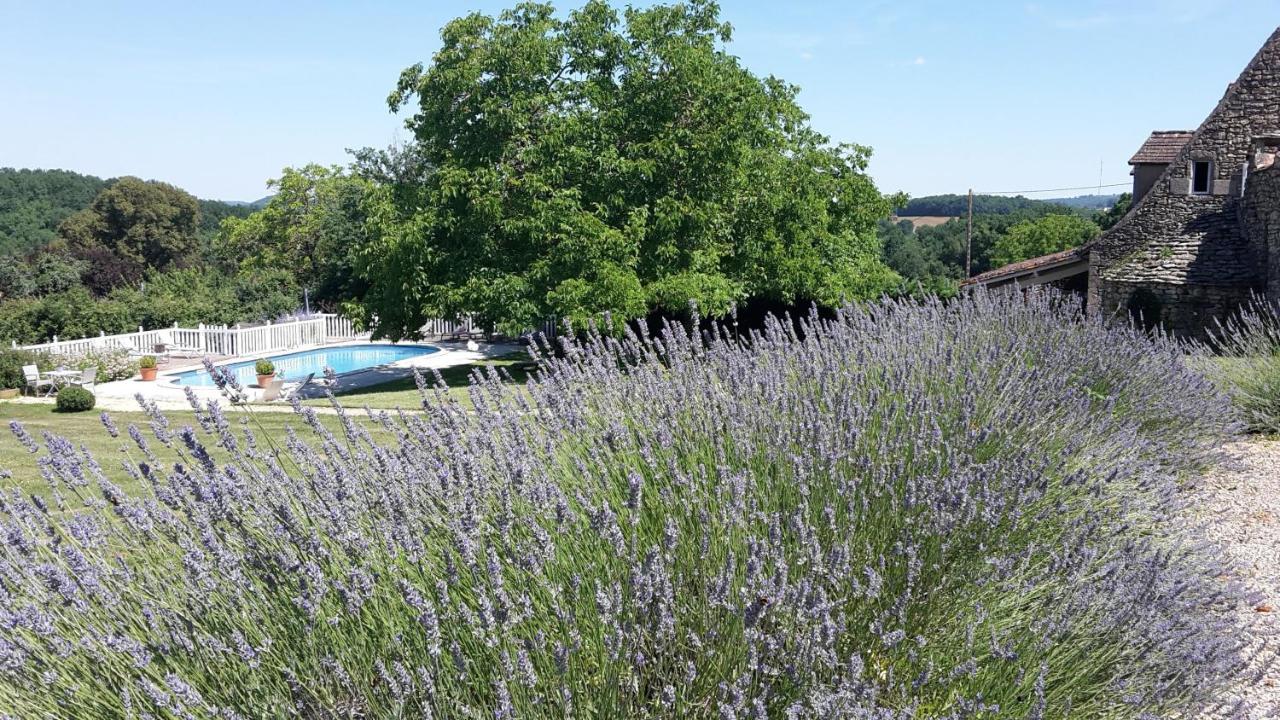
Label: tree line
xmin=0 ymin=172 xmax=290 ymax=344
xmin=896 ymin=192 xmax=1123 ymax=217
xmin=879 ymin=194 xmax=1130 ymax=293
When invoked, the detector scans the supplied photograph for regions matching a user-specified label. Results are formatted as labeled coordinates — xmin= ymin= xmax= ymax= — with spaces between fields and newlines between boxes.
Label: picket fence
xmin=13 ymin=314 xmax=560 ymax=358
xmin=12 ymin=314 xmax=366 ymax=358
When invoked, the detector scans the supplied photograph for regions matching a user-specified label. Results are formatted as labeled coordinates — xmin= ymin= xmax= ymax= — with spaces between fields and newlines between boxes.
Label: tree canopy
xmin=1092 ymin=192 xmax=1132 ymax=231
xmin=988 ymin=213 xmax=1100 ymax=267
xmin=0 ymin=168 xmax=109 ymax=257
xmin=896 ymin=193 xmax=1119 ymax=217
xmin=356 ymin=0 xmax=901 ymax=337
xmin=58 ymin=177 xmax=202 ymax=290
xmin=215 ymin=165 xmax=370 ymax=309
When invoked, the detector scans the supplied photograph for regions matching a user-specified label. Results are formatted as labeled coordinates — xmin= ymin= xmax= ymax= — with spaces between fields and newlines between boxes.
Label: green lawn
xmin=1 ymin=352 xmax=537 ymax=494
xmin=0 ymin=401 xmax=374 ymax=497
xmin=302 ymin=350 xmax=534 ymax=409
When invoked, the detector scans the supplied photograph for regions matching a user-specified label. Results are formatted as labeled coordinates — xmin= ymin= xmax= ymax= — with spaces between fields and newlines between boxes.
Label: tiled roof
xmin=1128 ymin=131 xmax=1194 ymax=165
xmin=961 ymin=246 xmax=1086 ymax=286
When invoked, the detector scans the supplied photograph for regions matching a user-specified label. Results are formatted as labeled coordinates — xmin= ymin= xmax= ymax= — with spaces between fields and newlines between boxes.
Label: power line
xmin=976 ymin=182 xmax=1130 ymax=195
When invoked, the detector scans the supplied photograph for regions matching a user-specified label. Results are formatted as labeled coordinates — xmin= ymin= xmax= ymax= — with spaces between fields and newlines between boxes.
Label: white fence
xmin=14 ymin=314 xmax=368 ymax=358
xmin=422 ymin=316 xmax=558 ymax=338
xmin=13 ymin=314 xmax=562 ymax=358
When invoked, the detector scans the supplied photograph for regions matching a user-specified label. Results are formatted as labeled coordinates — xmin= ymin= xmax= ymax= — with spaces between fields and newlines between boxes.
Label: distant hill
xmin=1041 ymin=193 xmax=1122 ymax=209
xmin=223 ymin=195 xmax=273 ymax=208
xmin=197 ymin=198 xmax=256 ymax=237
xmin=0 ymin=168 xmax=257 ymax=256
xmin=0 ymin=168 xmax=110 ymax=256
xmin=897 ymin=193 xmax=1120 ymax=217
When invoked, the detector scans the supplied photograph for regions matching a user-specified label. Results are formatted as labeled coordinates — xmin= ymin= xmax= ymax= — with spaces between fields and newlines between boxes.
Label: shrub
xmin=139 ymin=354 xmax=157 ymax=369
xmin=0 ymin=289 xmax=1251 ymax=718
xmin=0 ymin=297 xmax=45 ymax=345
xmin=0 ymin=266 xmax=302 ymax=347
xmin=53 ymin=385 xmax=95 ymax=412
xmin=254 ymin=358 xmax=275 ymax=376
xmin=48 ymin=347 xmax=138 ymax=382
xmin=0 ymin=348 xmax=47 ymax=390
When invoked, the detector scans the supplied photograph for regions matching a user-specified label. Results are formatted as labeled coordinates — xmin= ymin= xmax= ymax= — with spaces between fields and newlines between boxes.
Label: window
xmin=1191 ymin=160 xmax=1213 ymax=194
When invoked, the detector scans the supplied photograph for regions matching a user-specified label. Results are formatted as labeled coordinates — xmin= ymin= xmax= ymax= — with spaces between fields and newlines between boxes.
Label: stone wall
xmin=1241 ymin=164 xmax=1280 ymax=299
xmin=1097 ymin=279 xmax=1256 ymax=339
xmin=1088 ymin=28 xmax=1280 ymax=336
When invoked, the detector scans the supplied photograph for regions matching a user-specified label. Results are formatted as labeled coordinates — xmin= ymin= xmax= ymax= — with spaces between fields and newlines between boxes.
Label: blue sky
xmin=2 ymin=1 xmax=1277 ymax=201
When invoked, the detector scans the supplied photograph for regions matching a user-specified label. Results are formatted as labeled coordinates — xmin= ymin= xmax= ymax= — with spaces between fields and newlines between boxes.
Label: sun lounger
xmin=166 ymin=344 xmax=204 ymax=359
xmin=282 ymin=373 xmax=317 ymax=400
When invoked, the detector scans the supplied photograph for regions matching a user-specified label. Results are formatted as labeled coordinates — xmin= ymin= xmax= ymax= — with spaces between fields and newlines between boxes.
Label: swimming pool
xmin=171 ymin=344 xmax=441 ymax=387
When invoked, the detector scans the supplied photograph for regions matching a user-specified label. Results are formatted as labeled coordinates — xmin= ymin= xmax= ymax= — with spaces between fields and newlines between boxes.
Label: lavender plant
xmin=1206 ymin=294 xmax=1280 ymax=434
xmin=0 ymin=290 xmax=1254 ymax=718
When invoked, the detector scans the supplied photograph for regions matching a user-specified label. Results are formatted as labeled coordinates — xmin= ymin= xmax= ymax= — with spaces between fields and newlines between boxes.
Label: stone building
xmin=966 ymin=28 xmax=1280 ymax=338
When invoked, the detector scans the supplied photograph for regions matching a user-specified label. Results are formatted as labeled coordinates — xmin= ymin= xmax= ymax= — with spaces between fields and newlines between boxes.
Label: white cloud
xmin=800 ymin=51 xmax=814 ymax=62
xmin=913 ymin=56 xmax=926 ymax=66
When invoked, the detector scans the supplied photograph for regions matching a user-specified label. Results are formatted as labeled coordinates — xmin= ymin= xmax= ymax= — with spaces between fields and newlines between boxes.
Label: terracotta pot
xmin=140 ymin=367 xmax=158 ymax=382
xmin=0 ymin=388 xmax=18 ymax=399
xmin=256 ymin=373 xmax=275 ymax=388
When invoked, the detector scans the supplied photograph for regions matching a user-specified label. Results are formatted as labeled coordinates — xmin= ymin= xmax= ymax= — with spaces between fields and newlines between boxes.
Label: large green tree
xmin=988 ymin=213 xmax=1100 ymax=268
xmin=215 ymin=165 xmax=370 ymax=308
xmin=59 ymin=176 xmax=201 ymax=291
xmin=357 ymin=0 xmax=900 ymax=337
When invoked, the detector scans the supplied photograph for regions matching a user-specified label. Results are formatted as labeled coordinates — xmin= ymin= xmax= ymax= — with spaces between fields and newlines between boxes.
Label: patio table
xmin=46 ymin=370 xmax=81 ymax=392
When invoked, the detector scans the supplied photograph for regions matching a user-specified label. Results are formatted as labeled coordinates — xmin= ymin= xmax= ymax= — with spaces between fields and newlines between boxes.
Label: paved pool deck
xmin=10 ymin=340 xmax=524 ymax=413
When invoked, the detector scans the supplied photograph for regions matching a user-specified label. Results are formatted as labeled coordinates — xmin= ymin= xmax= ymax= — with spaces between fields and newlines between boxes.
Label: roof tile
xmin=962 ymin=246 xmax=1086 ymax=286
xmin=1128 ymin=131 xmax=1194 ymax=165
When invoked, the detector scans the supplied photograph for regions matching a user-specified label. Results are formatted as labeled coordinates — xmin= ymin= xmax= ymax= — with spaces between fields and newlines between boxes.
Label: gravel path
xmin=1197 ymin=439 xmax=1280 ymax=718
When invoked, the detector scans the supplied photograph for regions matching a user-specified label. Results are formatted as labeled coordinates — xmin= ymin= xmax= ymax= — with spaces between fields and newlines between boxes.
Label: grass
xmin=0 ymin=401 xmax=379 ymax=497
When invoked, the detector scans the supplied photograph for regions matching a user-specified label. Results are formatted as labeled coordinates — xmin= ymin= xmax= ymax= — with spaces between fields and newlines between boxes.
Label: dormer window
xmin=1191 ymin=159 xmax=1213 ymax=194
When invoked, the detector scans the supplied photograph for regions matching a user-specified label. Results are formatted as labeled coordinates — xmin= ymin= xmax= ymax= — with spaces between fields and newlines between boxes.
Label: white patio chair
xmin=259 ymin=377 xmax=287 ymax=402
xmin=22 ymin=365 xmax=53 ymax=397
xmin=74 ymin=367 xmax=97 ymax=391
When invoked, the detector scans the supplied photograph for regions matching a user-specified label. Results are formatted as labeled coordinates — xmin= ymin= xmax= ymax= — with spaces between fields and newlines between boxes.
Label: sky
xmin=2 ymin=0 xmax=1279 ymax=202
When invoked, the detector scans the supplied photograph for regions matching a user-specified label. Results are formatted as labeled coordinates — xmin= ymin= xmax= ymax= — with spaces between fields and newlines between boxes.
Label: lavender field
xmin=0 ymin=291 xmax=1257 ymax=718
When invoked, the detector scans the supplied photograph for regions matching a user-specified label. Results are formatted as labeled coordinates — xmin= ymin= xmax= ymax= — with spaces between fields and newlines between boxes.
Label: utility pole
xmin=965 ymin=188 xmax=973 ymax=278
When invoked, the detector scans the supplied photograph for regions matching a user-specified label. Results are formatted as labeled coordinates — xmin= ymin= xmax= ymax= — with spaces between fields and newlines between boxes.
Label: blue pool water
xmin=172 ymin=344 xmax=440 ymax=387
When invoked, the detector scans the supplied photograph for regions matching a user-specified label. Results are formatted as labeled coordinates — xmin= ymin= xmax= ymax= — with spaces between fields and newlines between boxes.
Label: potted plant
xmin=255 ymin=359 xmax=276 ymax=388
xmin=139 ymin=355 xmax=158 ymax=382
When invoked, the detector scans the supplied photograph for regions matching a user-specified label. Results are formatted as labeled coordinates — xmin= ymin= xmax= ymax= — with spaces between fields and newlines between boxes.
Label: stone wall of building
xmin=1241 ymin=164 xmax=1280 ymax=299
xmin=1097 ymin=279 xmax=1256 ymax=339
xmin=1088 ymin=29 xmax=1280 ymax=335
